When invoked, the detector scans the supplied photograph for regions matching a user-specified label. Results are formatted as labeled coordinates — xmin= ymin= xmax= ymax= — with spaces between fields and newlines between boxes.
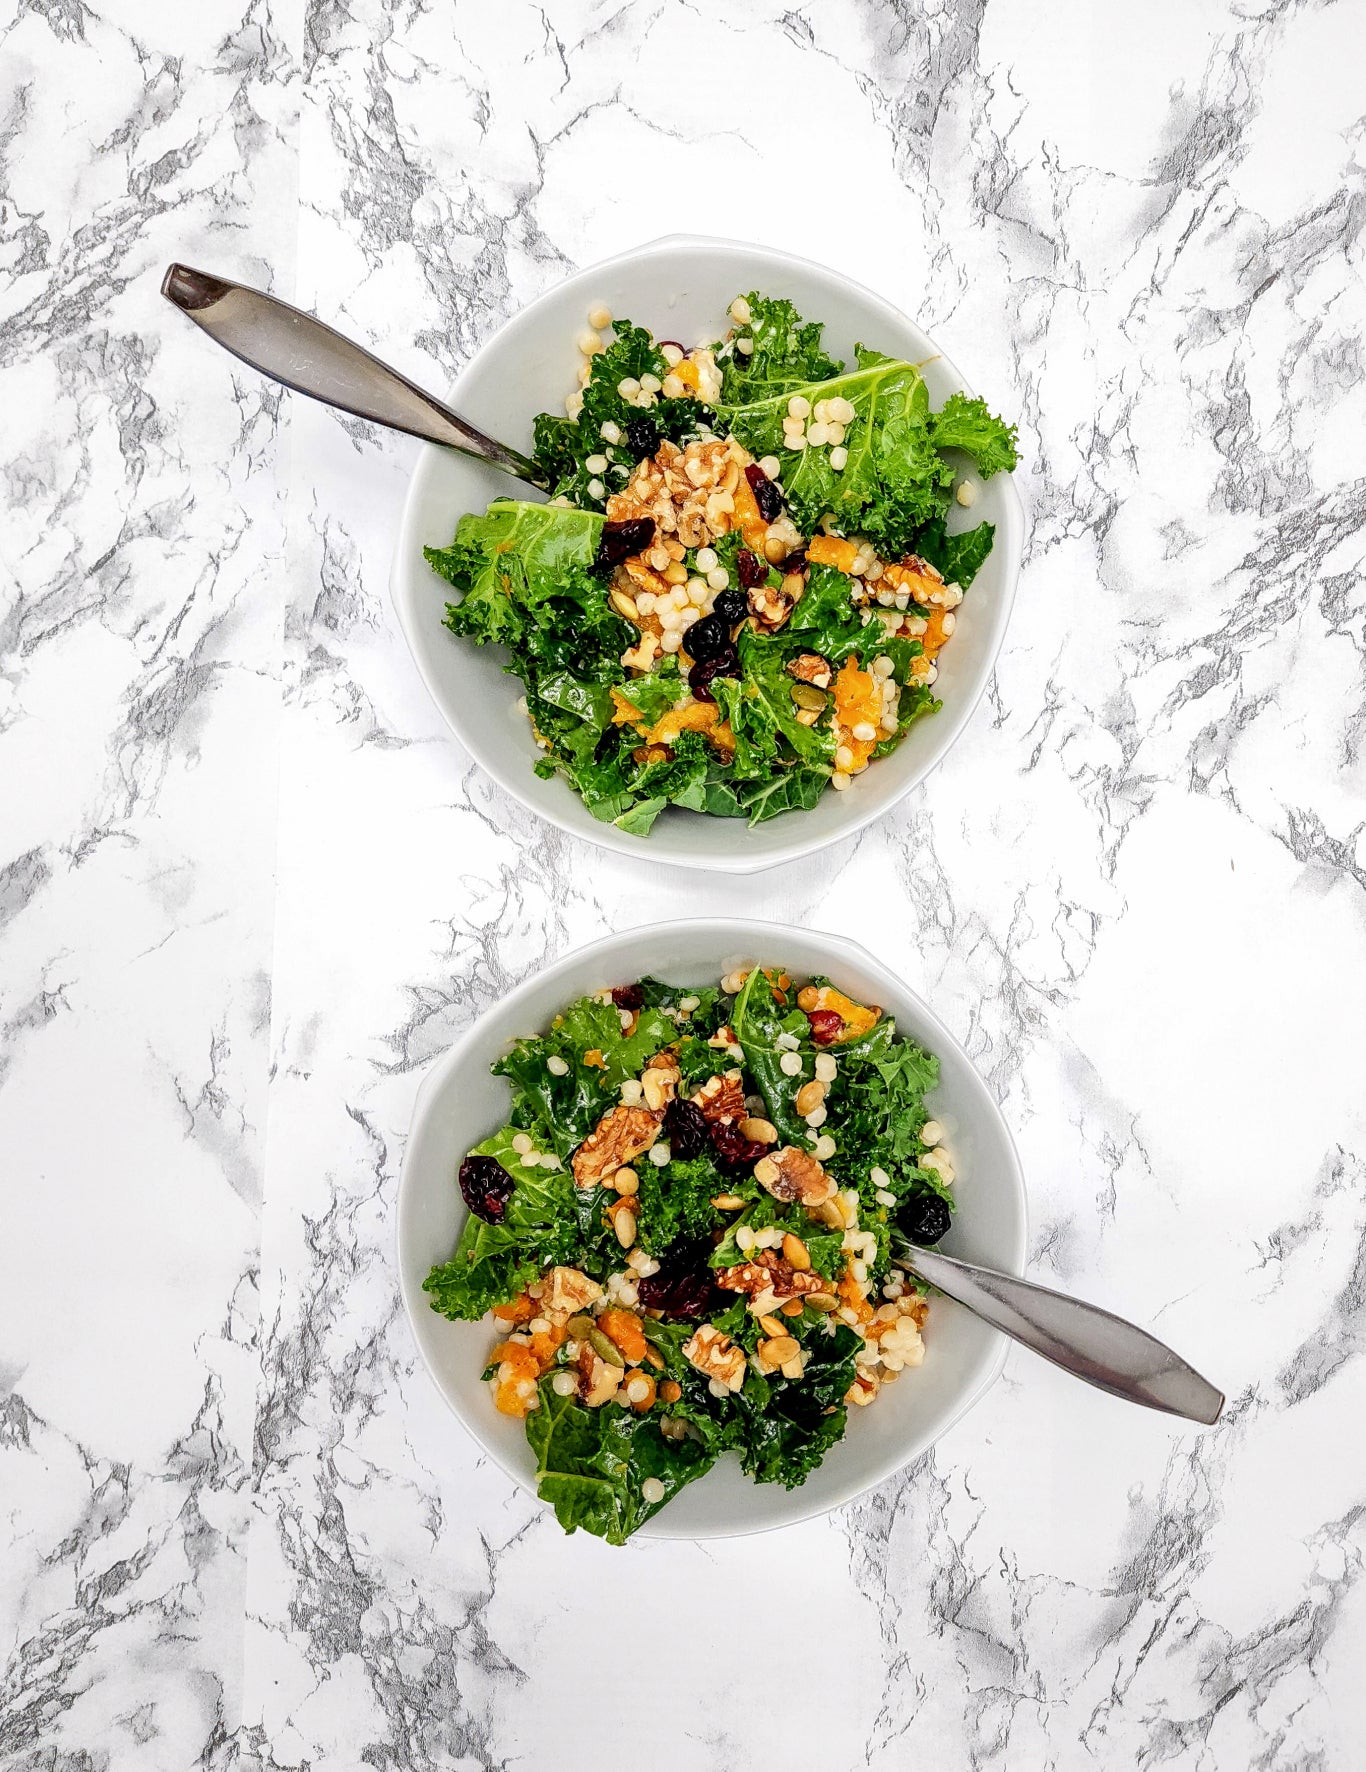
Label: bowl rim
xmin=396 ymin=915 xmax=1030 ymax=1539
xmin=389 ymin=233 xmax=1025 ymax=874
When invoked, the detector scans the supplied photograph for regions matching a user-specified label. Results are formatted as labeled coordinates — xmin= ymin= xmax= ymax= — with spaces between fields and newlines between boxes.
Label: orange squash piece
xmin=920 ymin=608 xmax=951 ymax=661
xmin=492 ymin=1292 xmax=535 ymax=1325
xmin=597 ymin=1308 xmax=648 ymax=1365
xmin=806 ymin=534 xmax=860 ymax=574
xmin=832 ymin=658 xmax=882 ymax=770
xmin=729 ymin=472 xmax=770 ymax=551
xmin=493 ymin=1342 xmax=542 ymax=1417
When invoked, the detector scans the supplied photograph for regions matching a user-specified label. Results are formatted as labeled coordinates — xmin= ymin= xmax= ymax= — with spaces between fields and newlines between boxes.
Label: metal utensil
xmin=890 ymin=1233 xmax=1224 ymax=1424
xmin=160 ymin=263 xmax=546 ymax=488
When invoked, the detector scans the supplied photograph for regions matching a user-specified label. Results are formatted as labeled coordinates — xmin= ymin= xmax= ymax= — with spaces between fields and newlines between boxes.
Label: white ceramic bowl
xmin=397 ymin=919 xmax=1028 ymax=1539
xmin=391 ymin=236 xmax=1024 ymax=873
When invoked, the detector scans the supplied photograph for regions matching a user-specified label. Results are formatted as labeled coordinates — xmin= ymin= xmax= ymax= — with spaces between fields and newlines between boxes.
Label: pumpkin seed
xmin=790 ymin=681 xmax=828 ymax=711
xmin=588 ymin=1327 xmax=626 ymax=1366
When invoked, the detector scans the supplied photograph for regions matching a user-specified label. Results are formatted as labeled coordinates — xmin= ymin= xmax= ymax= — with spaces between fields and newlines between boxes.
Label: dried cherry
xmin=900 ymin=1194 xmax=952 ymax=1245
xmin=685 ymin=614 xmax=728 ymax=662
xmin=688 ymin=647 xmax=740 ymax=702
xmin=459 ymin=1155 xmax=515 ymax=1224
xmin=744 ymin=462 xmax=784 ymax=524
xmin=711 ymin=588 xmax=748 ymax=628
xmin=611 ymin=983 xmax=644 ymax=1011
xmin=710 ymin=1120 xmax=768 ymax=1173
xmin=736 ymin=549 xmax=765 ymax=589
xmin=806 ymin=1009 xmax=845 ymax=1046
xmin=635 ymin=1239 xmax=722 ymax=1320
xmin=663 ymin=1098 xmax=708 ymax=1161
xmin=624 ymin=415 xmax=660 ymax=460
xmin=593 ymin=517 xmax=655 ymax=574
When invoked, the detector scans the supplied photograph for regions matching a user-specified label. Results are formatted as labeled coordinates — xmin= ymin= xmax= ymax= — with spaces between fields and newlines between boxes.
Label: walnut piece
xmin=690 ymin=1070 xmax=746 ymax=1125
xmin=577 ymin=1343 xmax=623 ymax=1407
xmin=753 ymin=1145 xmax=836 ymax=1207
xmin=682 ymin=1323 xmax=748 ymax=1392
xmin=542 ymin=1266 xmax=604 ymax=1314
xmin=786 ymin=652 xmax=833 ymax=689
xmin=717 ymin=1252 xmax=825 ymax=1303
xmin=571 ymin=1104 xmax=661 ymax=1189
xmin=641 ymin=1051 xmax=681 ymax=1112
xmin=747 ymin=570 xmax=804 ymax=633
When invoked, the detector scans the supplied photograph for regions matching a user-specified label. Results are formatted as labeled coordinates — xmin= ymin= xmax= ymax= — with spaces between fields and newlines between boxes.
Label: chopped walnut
xmin=571 ymin=1104 xmax=662 ymax=1189
xmin=882 ymin=554 xmax=945 ymax=607
xmin=690 ymin=1070 xmax=746 ymax=1125
xmin=846 ymin=1367 xmax=881 ymax=1406
xmin=607 ymin=438 xmax=753 ymax=557
xmin=747 ymin=570 xmax=804 ymax=633
xmin=577 ymin=1343 xmax=623 ymax=1407
xmin=786 ymin=653 xmax=833 ymax=689
xmin=717 ymin=1252 xmax=825 ymax=1303
xmin=542 ymin=1266 xmax=604 ymax=1315
xmin=641 ymin=1051 xmax=681 ymax=1112
xmin=753 ymin=1145 xmax=836 ymax=1207
xmin=682 ymin=1323 xmax=748 ymax=1392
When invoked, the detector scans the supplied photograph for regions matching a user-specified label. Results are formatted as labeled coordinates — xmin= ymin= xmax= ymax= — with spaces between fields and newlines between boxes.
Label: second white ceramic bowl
xmin=397 ymin=918 xmax=1028 ymax=1540
xmin=390 ymin=236 xmax=1023 ymax=872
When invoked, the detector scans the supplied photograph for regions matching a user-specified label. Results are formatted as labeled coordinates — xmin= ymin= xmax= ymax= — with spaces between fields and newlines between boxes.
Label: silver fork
xmin=890 ymin=1233 xmax=1224 ymax=1424
xmin=161 ymin=263 xmax=546 ymax=488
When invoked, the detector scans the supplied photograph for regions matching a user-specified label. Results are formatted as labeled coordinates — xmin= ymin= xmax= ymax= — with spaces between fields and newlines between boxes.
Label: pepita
xmin=588 ymin=1327 xmax=626 ymax=1366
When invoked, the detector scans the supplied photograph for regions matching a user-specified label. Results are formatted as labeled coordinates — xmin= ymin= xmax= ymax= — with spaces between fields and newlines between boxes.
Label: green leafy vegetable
xmin=719 ymin=292 xmax=842 ymax=402
xmin=532 ymin=322 xmax=707 ymax=510
xmin=527 ymin=1379 xmax=716 ymax=1542
xmin=720 ymin=355 xmax=952 ymax=559
xmin=422 ymin=1127 xmax=584 ymax=1320
xmin=927 ymin=391 xmax=1019 ymax=479
xmin=729 ymin=1324 xmax=863 ymax=1487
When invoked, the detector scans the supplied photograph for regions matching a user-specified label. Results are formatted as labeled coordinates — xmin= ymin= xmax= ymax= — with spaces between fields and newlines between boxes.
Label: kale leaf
xmin=914 ymin=516 xmax=997 ymax=591
xmin=927 ymin=391 xmax=1019 ymax=478
xmin=730 ymin=967 xmax=817 ymax=1144
xmin=719 ymin=353 xmax=951 ymax=559
xmin=718 ymin=292 xmax=842 ymax=403
xmin=526 ymin=1379 xmax=716 ymax=1543
xmin=728 ymin=1323 xmax=863 ymax=1487
xmin=531 ymin=321 xmax=707 ymax=510
xmin=422 ymin=1126 xmax=585 ymax=1320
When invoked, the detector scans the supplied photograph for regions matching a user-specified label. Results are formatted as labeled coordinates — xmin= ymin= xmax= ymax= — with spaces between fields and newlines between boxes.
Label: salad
xmin=425 ymin=292 xmax=1018 ymax=833
xmin=423 ymin=964 xmax=959 ymax=1543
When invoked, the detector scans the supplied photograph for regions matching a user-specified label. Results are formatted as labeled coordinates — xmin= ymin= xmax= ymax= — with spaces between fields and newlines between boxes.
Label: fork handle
xmin=892 ymin=1236 xmax=1224 ymax=1424
xmin=161 ymin=264 xmax=545 ymax=487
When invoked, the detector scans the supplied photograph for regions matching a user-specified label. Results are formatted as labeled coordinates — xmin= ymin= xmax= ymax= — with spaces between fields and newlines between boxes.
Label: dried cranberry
xmin=736 ymin=549 xmax=765 ymax=589
xmin=688 ymin=648 xmax=740 ymax=703
xmin=685 ymin=614 xmax=728 ymax=662
xmin=593 ymin=517 xmax=655 ymax=573
xmin=745 ymin=462 xmax=784 ymax=524
xmin=779 ymin=548 xmax=808 ymax=572
xmin=712 ymin=588 xmax=748 ymax=628
xmin=611 ymin=983 xmax=644 ymax=1011
xmin=663 ymin=1098 xmax=709 ymax=1161
xmin=459 ymin=1155 xmax=515 ymax=1224
xmin=807 ymin=1009 xmax=845 ymax=1046
xmin=624 ymin=415 xmax=660 ymax=460
xmin=710 ymin=1119 xmax=767 ymax=1173
xmin=636 ymin=1241 xmax=723 ymax=1321
xmin=900 ymin=1194 xmax=952 ymax=1245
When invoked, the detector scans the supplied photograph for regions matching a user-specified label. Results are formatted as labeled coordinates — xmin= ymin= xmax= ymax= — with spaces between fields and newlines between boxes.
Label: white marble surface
xmin=3 ymin=1 xmax=1365 ymax=1765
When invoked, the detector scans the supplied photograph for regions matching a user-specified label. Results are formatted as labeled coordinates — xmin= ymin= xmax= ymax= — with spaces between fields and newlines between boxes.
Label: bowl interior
xmin=390 ymin=236 xmax=1023 ymax=872
xmin=397 ymin=920 xmax=1028 ymax=1539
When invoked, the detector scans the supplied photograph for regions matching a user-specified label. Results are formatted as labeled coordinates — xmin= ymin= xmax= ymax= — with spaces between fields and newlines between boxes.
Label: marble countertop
xmin=3 ymin=1 xmax=1365 ymax=1766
